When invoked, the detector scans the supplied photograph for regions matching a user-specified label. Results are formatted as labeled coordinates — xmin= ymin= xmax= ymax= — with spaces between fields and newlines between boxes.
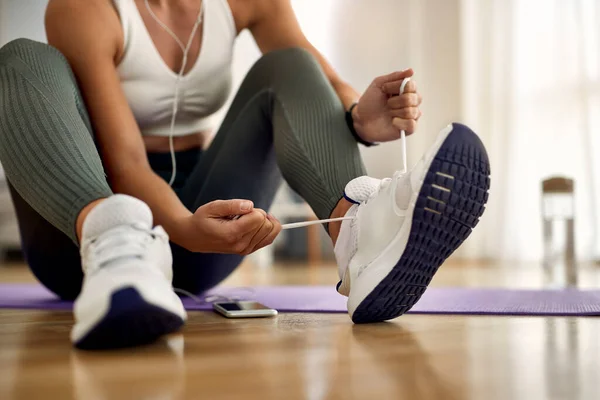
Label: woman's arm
xmin=44 ymin=0 xmax=278 ymax=254
xmin=246 ymin=0 xmax=359 ymax=110
xmin=45 ymin=0 xmax=194 ymax=246
xmin=246 ymin=0 xmax=422 ymax=143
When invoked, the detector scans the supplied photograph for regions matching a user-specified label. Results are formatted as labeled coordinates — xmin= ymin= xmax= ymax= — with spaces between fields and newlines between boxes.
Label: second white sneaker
xmin=335 ymin=123 xmax=490 ymax=323
xmin=71 ymin=195 xmax=187 ymax=349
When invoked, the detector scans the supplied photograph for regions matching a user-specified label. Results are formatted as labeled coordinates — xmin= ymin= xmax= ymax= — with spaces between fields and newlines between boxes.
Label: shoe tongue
xmin=344 ymin=176 xmax=381 ymax=204
xmin=334 ymin=204 xmax=359 ymax=292
xmin=82 ymin=195 xmax=153 ymax=240
xmin=336 ymin=173 xmax=413 ymax=296
xmin=395 ymin=173 xmax=413 ymax=210
xmin=336 ymin=176 xmax=381 ymax=290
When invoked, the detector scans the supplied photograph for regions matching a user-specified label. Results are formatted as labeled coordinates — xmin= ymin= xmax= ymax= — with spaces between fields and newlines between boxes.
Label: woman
xmin=0 ymin=0 xmax=490 ymax=350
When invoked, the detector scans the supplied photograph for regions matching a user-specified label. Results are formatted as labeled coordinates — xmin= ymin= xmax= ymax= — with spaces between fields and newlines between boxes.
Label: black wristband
xmin=345 ymin=103 xmax=377 ymax=147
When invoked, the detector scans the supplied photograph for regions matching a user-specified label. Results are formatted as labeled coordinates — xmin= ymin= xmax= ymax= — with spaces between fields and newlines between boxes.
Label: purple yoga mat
xmin=1 ymin=283 xmax=600 ymax=316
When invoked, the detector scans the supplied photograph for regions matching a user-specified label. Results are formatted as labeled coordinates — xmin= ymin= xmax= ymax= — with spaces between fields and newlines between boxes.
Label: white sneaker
xmin=71 ymin=195 xmax=187 ymax=349
xmin=334 ymin=123 xmax=490 ymax=323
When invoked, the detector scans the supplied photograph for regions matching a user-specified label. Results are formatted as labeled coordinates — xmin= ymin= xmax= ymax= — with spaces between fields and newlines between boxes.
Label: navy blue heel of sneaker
xmin=75 ymin=287 xmax=185 ymax=350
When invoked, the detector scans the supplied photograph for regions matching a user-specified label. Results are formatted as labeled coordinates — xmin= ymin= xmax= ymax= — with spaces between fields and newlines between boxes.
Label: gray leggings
xmin=0 ymin=39 xmax=365 ymax=299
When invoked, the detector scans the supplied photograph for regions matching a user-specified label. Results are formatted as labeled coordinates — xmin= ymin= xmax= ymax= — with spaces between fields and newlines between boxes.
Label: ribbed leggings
xmin=0 ymin=39 xmax=365 ymax=299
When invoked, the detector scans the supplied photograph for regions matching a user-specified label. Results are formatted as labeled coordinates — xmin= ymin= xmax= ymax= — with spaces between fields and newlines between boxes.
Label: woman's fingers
xmin=392 ymin=118 xmax=418 ymax=134
xmin=387 ymin=93 xmax=422 ymax=109
xmin=388 ymin=107 xmax=421 ymax=120
xmin=374 ymin=69 xmax=414 ymax=88
xmin=381 ymin=79 xmax=417 ymax=96
xmin=253 ymin=214 xmax=282 ymax=252
xmin=232 ymin=209 xmax=280 ymax=255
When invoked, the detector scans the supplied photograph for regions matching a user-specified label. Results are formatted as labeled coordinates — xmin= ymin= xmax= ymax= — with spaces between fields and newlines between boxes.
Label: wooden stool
xmin=541 ymin=177 xmax=576 ymax=286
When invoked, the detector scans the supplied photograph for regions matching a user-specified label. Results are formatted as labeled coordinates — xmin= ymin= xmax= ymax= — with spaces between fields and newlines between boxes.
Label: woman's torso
xmin=112 ymin=0 xmax=242 ymax=152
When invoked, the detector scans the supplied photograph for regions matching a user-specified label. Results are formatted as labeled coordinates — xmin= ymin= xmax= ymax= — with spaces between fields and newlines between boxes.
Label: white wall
xmin=221 ymin=0 xmax=463 ymax=178
xmin=316 ymin=0 xmax=462 ymax=178
xmin=0 ymin=0 xmax=48 ymax=46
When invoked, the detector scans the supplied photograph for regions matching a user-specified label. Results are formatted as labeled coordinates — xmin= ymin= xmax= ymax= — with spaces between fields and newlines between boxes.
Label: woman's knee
xmin=260 ymin=47 xmax=317 ymax=63
xmin=25 ymin=250 xmax=84 ymax=301
xmin=251 ymin=47 xmax=322 ymax=77
xmin=0 ymin=38 xmax=68 ymax=70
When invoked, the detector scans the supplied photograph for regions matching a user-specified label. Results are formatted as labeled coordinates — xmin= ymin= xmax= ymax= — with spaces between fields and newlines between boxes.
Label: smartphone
xmin=213 ymin=301 xmax=278 ymax=318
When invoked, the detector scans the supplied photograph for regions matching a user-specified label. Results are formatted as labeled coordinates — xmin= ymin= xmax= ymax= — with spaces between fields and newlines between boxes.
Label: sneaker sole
xmin=74 ymin=287 xmax=185 ymax=350
xmin=351 ymin=123 xmax=490 ymax=323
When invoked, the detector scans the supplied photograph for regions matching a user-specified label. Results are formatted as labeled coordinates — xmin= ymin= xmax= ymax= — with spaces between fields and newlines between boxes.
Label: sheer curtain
xmin=195 ymin=0 xmax=600 ymax=263
xmin=458 ymin=0 xmax=600 ymax=261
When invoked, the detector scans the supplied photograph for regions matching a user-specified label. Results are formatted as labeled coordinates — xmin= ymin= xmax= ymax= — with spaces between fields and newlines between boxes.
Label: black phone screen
xmin=218 ymin=302 xmax=270 ymax=311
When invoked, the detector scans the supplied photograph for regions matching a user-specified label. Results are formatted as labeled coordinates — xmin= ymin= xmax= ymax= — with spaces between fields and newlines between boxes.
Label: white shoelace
xmin=398 ymin=77 xmax=411 ymax=175
xmin=84 ymin=224 xmax=160 ymax=274
xmin=281 ymin=77 xmax=412 ymax=230
xmin=88 ymin=225 xmax=255 ymax=305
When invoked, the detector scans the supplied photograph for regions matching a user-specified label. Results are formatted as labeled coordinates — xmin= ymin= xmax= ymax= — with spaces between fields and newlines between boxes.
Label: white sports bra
xmin=112 ymin=0 xmax=236 ymax=137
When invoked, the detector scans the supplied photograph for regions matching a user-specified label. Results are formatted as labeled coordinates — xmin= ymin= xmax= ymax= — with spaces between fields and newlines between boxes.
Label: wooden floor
xmin=1 ymin=259 xmax=599 ymax=400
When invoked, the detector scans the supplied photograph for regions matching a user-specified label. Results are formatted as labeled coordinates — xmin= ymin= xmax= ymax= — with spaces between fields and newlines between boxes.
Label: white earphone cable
xmin=144 ymin=0 xmax=204 ymax=186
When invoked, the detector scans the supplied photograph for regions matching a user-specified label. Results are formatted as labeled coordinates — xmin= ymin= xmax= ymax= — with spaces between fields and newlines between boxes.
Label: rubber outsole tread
xmin=352 ymin=124 xmax=490 ymax=324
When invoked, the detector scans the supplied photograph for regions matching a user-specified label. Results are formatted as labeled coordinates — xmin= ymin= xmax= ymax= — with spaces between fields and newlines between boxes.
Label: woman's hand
xmin=353 ymin=69 xmax=423 ymax=143
xmin=179 ymin=199 xmax=282 ymax=254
